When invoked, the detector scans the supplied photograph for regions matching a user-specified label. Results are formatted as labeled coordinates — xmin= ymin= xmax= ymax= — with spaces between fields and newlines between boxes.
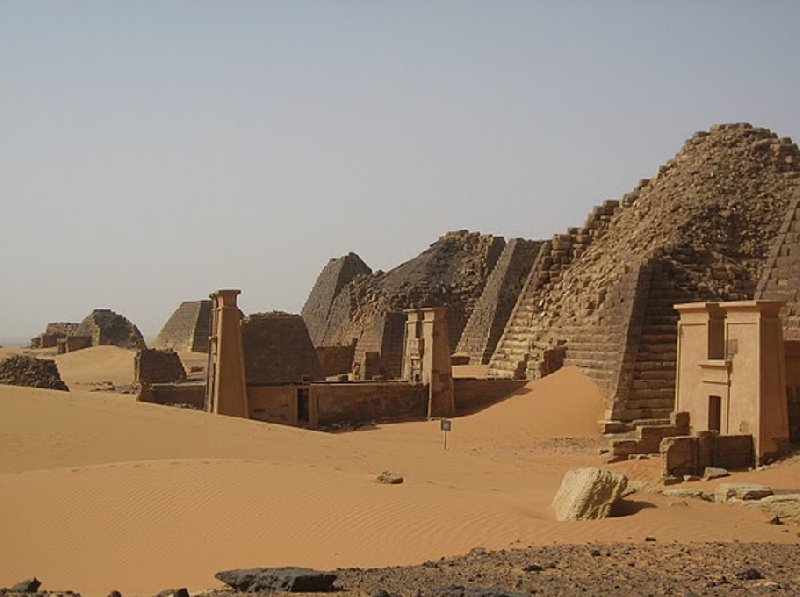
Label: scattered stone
xmin=703 ymin=467 xmax=730 ymax=480
xmin=215 ymin=567 xmax=337 ymax=593
xmin=377 ymin=471 xmax=404 ymax=485
xmin=683 ymin=475 xmax=701 ymax=482
xmin=714 ymin=483 xmax=773 ymax=503
xmin=436 ymin=587 xmax=527 ymax=597
xmin=644 ymin=536 xmax=657 ymax=542
xmin=551 ymin=467 xmax=628 ymax=521
xmin=769 ymin=515 xmax=785 ymax=525
xmin=108 ymin=591 xmax=122 ymax=597
xmin=154 ymin=589 xmax=189 ymax=597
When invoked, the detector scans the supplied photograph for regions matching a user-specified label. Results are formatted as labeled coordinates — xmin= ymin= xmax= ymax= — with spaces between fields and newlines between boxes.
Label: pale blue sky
xmin=1 ymin=1 xmax=798 ymax=342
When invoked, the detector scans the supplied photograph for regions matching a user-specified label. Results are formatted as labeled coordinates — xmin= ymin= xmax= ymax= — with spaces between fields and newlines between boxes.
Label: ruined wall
xmin=301 ymin=253 xmax=372 ymax=345
xmin=309 ymin=382 xmax=427 ymax=428
xmin=153 ymin=300 xmax=211 ymax=353
xmin=241 ymin=312 xmax=324 ymax=384
xmin=134 ymin=349 xmax=187 ymax=385
xmin=77 ymin=309 xmax=146 ymax=350
xmin=247 ymin=385 xmax=299 ymax=425
xmin=315 ymin=343 xmax=356 ymax=377
xmin=0 ymin=355 xmax=69 ymax=391
xmin=489 ymin=123 xmax=800 ymax=424
xmin=456 ymin=239 xmax=541 ymax=364
xmin=138 ymin=382 xmax=205 ymax=409
xmin=31 ymin=322 xmax=80 ymax=349
xmin=307 ymin=230 xmax=506 ymax=377
xmin=57 ymin=335 xmax=92 ymax=354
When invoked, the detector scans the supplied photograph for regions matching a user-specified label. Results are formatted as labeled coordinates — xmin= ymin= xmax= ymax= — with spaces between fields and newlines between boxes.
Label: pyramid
xmin=153 ymin=300 xmax=212 ymax=353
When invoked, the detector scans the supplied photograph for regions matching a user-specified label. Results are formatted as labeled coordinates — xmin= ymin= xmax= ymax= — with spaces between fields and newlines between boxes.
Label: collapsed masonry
xmin=30 ymin=309 xmax=147 ymax=353
xmin=152 ymin=300 xmax=212 ymax=353
xmin=30 ymin=322 xmax=80 ymax=349
xmin=0 ymin=355 xmax=69 ymax=391
xmin=486 ymin=123 xmax=800 ymax=428
xmin=76 ymin=309 xmax=147 ymax=350
xmin=302 ymin=230 xmax=506 ymax=377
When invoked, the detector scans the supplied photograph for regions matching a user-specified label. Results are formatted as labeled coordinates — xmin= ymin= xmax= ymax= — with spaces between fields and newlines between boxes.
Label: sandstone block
xmin=714 ymin=483 xmax=773 ymax=503
xmin=551 ymin=467 xmax=628 ymax=521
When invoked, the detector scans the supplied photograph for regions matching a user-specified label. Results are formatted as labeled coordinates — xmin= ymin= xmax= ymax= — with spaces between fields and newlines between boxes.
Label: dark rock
xmin=735 ymin=568 xmax=764 ymax=580
xmin=154 ymin=589 xmax=189 ymax=597
xmin=9 ymin=579 xmax=41 ymax=593
xmin=215 ymin=567 xmax=337 ymax=593
xmin=108 ymin=591 xmax=122 ymax=597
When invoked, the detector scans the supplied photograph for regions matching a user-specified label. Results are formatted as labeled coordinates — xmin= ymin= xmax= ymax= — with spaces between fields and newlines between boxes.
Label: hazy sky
xmin=2 ymin=1 xmax=799 ymax=342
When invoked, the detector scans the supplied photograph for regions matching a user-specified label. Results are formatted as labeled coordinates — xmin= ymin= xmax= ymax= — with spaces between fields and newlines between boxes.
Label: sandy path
xmin=1 ymin=367 xmax=797 ymax=595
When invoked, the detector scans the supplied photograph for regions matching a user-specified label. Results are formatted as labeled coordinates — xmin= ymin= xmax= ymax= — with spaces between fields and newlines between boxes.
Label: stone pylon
xmin=403 ymin=307 xmax=455 ymax=418
xmin=206 ymin=289 xmax=248 ymax=418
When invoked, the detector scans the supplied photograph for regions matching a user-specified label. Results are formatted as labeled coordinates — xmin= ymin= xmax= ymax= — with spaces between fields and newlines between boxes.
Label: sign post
xmin=440 ymin=418 xmax=452 ymax=450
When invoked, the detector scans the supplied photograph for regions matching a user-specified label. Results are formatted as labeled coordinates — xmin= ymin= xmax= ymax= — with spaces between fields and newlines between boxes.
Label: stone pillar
xmin=206 ymin=289 xmax=249 ymax=418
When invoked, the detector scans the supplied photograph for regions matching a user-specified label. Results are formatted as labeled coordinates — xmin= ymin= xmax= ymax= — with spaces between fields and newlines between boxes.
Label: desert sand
xmin=1 ymin=355 xmax=798 ymax=596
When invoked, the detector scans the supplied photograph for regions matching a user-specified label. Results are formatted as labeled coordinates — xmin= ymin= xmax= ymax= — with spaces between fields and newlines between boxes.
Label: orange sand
xmin=1 ymin=365 xmax=798 ymax=596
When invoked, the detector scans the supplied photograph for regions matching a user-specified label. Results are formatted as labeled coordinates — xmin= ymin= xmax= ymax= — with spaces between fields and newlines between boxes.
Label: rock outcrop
xmin=0 ymin=355 xmax=69 ymax=391
xmin=304 ymin=231 xmax=507 ymax=377
xmin=76 ymin=309 xmax=146 ymax=350
xmin=488 ymin=123 xmax=800 ymax=424
xmin=551 ymin=467 xmax=628 ymax=520
xmin=215 ymin=568 xmax=337 ymax=593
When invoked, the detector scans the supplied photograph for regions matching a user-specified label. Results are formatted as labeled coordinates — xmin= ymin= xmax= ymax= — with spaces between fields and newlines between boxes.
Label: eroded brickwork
xmin=242 ymin=311 xmax=324 ymax=384
xmin=77 ymin=309 xmax=146 ymax=350
xmin=134 ymin=348 xmax=187 ymax=385
xmin=306 ymin=231 xmax=505 ymax=377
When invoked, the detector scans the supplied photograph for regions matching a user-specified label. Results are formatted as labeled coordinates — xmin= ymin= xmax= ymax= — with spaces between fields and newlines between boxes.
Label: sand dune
xmin=1 ymin=366 xmax=798 ymax=595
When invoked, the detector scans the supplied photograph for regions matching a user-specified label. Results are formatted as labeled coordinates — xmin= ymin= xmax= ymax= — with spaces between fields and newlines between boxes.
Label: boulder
xmin=551 ymin=467 xmax=628 ymax=521
xmin=215 ymin=567 xmax=337 ymax=593
xmin=377 ymin=471 xmax=404 ymax=485
xmin=754 ymin=493 xmax=800 ymax=522
xmin=714 ymin=483 xmax=773 ymax=503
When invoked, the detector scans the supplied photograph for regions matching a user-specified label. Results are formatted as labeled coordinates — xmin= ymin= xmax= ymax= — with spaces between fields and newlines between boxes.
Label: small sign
xmin=440 ymin=418 xmax=452 ymax=432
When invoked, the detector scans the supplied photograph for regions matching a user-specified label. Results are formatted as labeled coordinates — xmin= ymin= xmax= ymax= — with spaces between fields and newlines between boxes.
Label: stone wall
xmin=137 ymin=382 xmax=205 ymax=409
xmin=77 ymin=309 xmax=146 ymax=350
xmin=488 ymin=123 xmax=800 ymax=425
xmin=153 ymin=300 xmax=211 ymax=353
xmin=57 ymin=335 xmax=92 ymax=354
xmin=457 ymin=239 xmax=541 ymax=364
xmin=309 ymin=382 xmax=427 ymax=428
xmin=30 ymin=322 xmax=80 ymax=349
xmin=248 ymin=385 xmax=299 ymax=425
xmin=241 ymin=312 xmax=324 ymax=384
xmin=305 ymin=230 xmax=506 ymax=377
xmin=661 ymin=433 xmax=754 ymax=478
xmin=134 ymin=348 xmax=187 ymax=385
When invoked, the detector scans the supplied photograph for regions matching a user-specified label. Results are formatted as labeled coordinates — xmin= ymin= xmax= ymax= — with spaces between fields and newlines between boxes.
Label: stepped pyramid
xmin=77 ymin=309 xmax=147 ymax=350
xmin=756 ymin=189 xmax=800 ymax=337
xmin=456 ymin=238 xmax=541 ymax=364
xmin=153 ymin=300 xmax=212 ymax=353
xmin=488 ymin=123 xmax=800 ymax=425
xmin=301 ymin=252 xmax=372 ymax=345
